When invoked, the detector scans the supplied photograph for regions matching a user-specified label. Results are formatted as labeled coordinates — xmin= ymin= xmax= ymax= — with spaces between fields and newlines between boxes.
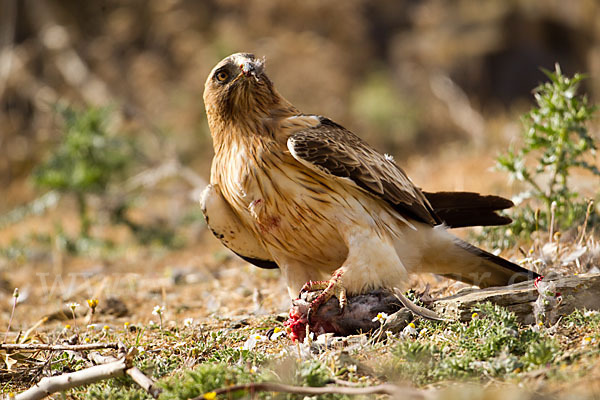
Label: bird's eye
xmin=215 ymin=71 xmax=229 ymax=82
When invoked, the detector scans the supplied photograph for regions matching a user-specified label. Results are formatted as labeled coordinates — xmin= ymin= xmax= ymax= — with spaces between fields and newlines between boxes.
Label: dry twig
xmin=0 ymin=343 xmax=118 ymax=351
xmin=189 ymin=382 xmax=423 ymax=400
xmin=10 ymin=345 xmax=160 ymax=399
xmin=88 ymin=352 xmax=162 ymax=398
xmin=15 ymin=357 xmax=129 ymax=400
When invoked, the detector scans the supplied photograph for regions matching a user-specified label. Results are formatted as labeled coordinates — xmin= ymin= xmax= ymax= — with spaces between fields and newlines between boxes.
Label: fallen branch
xmin=189 ymin=382 xmax=423 ymax=400
xmin=15 ymin=357 xmax=129 ymax=400
xmin=13 ymin=346 xmax=161 ymax=400
xmin=0 ymin=342 xmax=119 ymax=351
xmin=88 ymin=352 xmax=162 ymax=398
xmin=433 ymin=273 xmax=600 ymax=324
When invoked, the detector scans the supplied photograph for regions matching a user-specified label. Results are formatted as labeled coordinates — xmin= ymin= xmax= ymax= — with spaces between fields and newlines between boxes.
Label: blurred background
xmin=2 ymin=0 xmax=599 ymax=209
xmin=1 ymin=3 xmax=600 ymax=392
xmin=0 ymin=0 xmax=599 ymax=332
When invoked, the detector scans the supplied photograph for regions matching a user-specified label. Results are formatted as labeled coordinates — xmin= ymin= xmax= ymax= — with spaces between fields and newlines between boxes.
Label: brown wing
xmin=287 ymin=117 xmax=441 ymax=225
xmin=423 ymin=191 xmax=513 ymax=228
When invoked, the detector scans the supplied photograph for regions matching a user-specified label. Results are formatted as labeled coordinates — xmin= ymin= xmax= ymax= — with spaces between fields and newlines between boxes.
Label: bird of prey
xmin=201 ymin=52 xmax=537 ymax=312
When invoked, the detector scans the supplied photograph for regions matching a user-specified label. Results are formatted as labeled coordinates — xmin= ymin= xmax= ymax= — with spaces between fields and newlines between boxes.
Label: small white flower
xmin=270 ymin=327 xmax=286 ymax=341
xmin=384 ymin=153 xmax=395 ymax=162
xmin=242 ymin=333 xmax=267 ymax=350
xmin=183 ymin=318 xmax=194 ymax=327
xmin=582 ymin=337 xmax=597 ymax=346
xmin=148 ymin=320 xmax=157 ymax=327
xmin=372 ymin=312 xmax=389 ymax=323
xmin=137 ymin=346 xmax=146 ymax=355
xmin=302 ymin=331 xmax=316 ymax=345
xmin=68 ymin=302 xmax=80 ymax=311
xmin=347 ymin=364 xmax=357 ymax=373
xmin=402 ymin=322 xmax=417 ymax=336
xmin=87 ymin=324 xmax=98 ymax=330
xmin=152 ymin=305 xmax=165 ymax=316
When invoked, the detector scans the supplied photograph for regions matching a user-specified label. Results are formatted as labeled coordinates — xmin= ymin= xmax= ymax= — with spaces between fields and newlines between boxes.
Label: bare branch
xmin=12 ymin=346 xmax=161 ymax=399
xmin=0 ymin=0 xmax=17 ymax=100
xmin=88 ymin=351 xmax=162 ymax=398
xmin=14 ymin=357 xmax=128 ymax=400
xmin=189 ymin=382 xmax=422 ymax=399
xmin=0 ymin=343 xmax=119 ymax=351
xmin=26 ymin=0 xmax=112 ymax=105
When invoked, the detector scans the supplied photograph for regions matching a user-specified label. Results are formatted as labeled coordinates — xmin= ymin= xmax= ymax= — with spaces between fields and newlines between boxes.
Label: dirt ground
xmin=1 ymin=148 xmax=600 ymax=399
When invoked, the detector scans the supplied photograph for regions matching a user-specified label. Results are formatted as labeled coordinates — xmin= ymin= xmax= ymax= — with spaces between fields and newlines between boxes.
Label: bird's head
xmin=204 ymin=53 xmax=294 ymax=133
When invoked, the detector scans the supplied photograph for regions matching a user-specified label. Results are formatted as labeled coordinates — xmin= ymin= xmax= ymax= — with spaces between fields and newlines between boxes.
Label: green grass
xmin=6 ymin=303 xmax=600 ymax=400
xmin=383 ymin=303 xmax=559 ymax=384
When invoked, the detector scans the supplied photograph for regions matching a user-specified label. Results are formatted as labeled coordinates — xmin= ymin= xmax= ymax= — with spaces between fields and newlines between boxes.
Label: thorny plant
xmin=483 ymin=64 xmax=598 ymax=247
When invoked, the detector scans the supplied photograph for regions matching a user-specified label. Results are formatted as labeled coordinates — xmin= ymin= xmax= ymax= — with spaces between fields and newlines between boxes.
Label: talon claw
xmin=301 ymin=270 xmax=346 ymax=318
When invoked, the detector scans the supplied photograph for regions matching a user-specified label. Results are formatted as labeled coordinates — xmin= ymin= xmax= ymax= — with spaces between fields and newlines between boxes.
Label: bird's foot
xmin=300 ymin=270 xmax=346 ymax=322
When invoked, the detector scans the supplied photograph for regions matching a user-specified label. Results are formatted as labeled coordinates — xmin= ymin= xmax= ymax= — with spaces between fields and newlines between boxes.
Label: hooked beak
xmin=239 ymin=60 xmax=263 ymax=81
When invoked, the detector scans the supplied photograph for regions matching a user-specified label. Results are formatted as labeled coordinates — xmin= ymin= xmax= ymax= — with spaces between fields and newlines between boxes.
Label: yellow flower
xmin=84 ymin=337 xmax=91 ymax=343
xmin=203 ymin=391 xmax=217 ymax=400
xmin=408 ymin=322 xmax=416 ymax=329
xmin=471 ymin=312 xmax=478 ymax=319
xmin=87 ymin=299 xmax=99 ymax=310
xmin=102 ymin=325 xmax=110 ymax=332
xmin=64 ymin=324 xmax=71 ymax=330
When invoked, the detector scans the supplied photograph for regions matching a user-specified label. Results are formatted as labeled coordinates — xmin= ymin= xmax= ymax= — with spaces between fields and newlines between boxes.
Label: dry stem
xmin=190 ymin=382 xmax=423 ymax=400
xmin=0 ymin=343 xmax=118 ymax=351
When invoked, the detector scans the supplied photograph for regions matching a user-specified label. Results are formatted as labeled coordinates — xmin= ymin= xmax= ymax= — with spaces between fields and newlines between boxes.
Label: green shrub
xmin=482 ymin=64 xmax=597 ymax=245
xmin=33 ymin=106 xmax=132 ymax=237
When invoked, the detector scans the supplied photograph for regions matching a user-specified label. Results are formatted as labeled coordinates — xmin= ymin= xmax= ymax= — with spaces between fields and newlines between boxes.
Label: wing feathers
xmin=423 ymin=191 xmax=513 ymax=228
xmin=288 ymin=116 xmax=440 ymax=225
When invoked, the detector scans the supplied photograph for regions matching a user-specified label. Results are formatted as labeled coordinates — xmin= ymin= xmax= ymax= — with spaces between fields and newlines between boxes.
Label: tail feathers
xmin=441 ymin=239 xmax=539 ymax=288
xmin=424 ymin=191 xmax=513 ymax=228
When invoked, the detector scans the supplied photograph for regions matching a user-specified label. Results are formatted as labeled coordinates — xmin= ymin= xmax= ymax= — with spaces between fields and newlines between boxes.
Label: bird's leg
xmin=300 ymin=269 xmax=347 ymax=320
